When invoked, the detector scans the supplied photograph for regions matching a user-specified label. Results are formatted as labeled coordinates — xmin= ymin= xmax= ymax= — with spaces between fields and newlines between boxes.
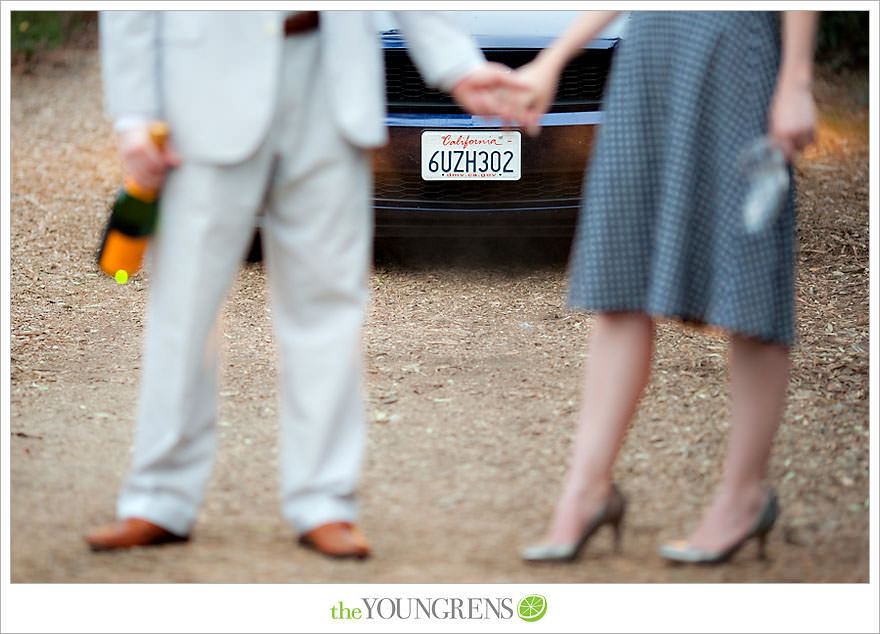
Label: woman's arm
xmin=769 ymin=11 xmax=818 ymax=161
xmin=513 ymin=11 xmax=621 ymax=134
xmin=532 ymin=11 xmax=622 ymax=77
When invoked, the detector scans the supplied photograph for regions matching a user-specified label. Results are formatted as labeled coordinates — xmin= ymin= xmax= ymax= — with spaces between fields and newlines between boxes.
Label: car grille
xmin=384 ymin=47 xmax=615 ymax=113
xmin=374 ymin=173 xmax=584 ymax=205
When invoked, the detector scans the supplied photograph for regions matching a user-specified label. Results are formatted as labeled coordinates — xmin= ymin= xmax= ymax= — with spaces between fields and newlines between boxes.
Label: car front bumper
xmin=372 ymin=111 xmax=600 ymax=237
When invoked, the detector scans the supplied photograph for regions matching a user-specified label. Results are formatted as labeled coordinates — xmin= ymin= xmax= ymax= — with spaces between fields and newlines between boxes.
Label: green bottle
xmin=97 ymin=121 xmax=169 ymax=284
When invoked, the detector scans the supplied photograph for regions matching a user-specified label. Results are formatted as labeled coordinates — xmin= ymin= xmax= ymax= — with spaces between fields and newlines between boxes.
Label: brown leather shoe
xmin=86 ymin=518 xmax=189 ymax=551
xmin=298 ymin=521 xmax=371 ymax=559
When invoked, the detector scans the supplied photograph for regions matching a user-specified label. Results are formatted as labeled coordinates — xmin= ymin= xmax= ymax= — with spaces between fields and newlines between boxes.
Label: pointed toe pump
xmin=658 ymin=489 xmax=780 ymax=565
xmin=521 ymin=483 xmax=627 ymax=563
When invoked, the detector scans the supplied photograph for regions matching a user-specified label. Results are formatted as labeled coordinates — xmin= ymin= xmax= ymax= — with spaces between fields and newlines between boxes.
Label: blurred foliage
xmin=817 ymin=11 xmax=869 ymax=70
xmin=9 ymin=9 xmax=871 ymax=71
xmin=11 ymin=11 xmax=95 ymax=65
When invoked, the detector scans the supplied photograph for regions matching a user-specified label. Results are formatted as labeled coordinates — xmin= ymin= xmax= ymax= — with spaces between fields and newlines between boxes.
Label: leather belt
xmin=284 ymin=11 xmax=319 ymax=36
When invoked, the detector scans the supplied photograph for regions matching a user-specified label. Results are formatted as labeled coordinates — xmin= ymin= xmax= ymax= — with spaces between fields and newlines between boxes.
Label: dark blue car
xmin=372 ymin=11 xmax=626 ymax=238
xmin=247 ymin=12 xmax=625 ymax=262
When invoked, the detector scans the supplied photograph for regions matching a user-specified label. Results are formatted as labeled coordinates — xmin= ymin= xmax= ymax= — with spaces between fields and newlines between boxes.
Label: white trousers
xmin=117 ymin=33 xmax=372 ymax=535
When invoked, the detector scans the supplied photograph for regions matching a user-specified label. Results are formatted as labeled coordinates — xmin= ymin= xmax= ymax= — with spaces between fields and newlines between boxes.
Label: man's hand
xmin=118 ymin=124 xmax=181 ymax=191
xmin=449 ymin=62 xmax=529 ymax=122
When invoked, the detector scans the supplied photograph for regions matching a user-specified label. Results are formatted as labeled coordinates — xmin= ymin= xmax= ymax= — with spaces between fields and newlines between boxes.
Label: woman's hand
xmin=511 ymin=56 xmax=563 ymax=136
xmin=770 ymin=11 xmax=818 ymax=162
xmin=768 ymin=79 xmax=816 ymax=162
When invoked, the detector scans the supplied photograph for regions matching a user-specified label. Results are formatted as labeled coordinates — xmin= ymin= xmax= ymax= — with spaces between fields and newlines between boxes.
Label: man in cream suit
xmin=86 ymin=11 xmax=523 ymax=558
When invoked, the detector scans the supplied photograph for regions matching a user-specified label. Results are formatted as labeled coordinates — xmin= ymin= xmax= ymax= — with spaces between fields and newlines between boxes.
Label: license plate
xmin=421 ymin=131 xmax=521 ymax=181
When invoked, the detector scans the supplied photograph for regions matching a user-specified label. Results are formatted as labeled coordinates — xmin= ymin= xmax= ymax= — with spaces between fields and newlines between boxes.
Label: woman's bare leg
xmin=684 ymin=334 xmax=790 ymax=551
xmin=545 ymin=311 xmax=655 ymax=544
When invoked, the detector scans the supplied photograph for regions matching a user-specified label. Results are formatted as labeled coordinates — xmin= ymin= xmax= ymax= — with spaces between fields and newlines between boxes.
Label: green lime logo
xmin=517 ymin=594 xmax=547 ymax=622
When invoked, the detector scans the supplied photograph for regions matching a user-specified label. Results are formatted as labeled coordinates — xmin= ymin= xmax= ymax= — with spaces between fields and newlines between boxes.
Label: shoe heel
xmin=755 ymin=490 xmax=778 ymax=561
xmin=610 ymin=483 xmax=626 ymax=553
xmin=756 ymin=532 xmax=767 ymax=560
xmin=611 ymin=517 xmax=624 ymax=553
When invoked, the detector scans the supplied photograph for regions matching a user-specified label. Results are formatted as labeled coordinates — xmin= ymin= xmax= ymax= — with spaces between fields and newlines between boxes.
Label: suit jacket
xmin=99 ymin=11 xmax=484 ymax=163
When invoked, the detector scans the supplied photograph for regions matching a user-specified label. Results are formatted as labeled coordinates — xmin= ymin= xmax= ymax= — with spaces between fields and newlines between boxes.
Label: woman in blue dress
xmin=514 ymin=11 xmax=817 ymax=563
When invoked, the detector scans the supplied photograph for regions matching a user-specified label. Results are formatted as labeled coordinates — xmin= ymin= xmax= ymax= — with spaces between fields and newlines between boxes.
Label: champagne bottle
xmin=97 ymin=121 xmax=170 ymax=284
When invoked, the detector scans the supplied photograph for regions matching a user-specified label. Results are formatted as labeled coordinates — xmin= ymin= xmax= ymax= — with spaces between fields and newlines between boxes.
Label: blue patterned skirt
xmin=568 ymin=12 xmax=796 ymax=345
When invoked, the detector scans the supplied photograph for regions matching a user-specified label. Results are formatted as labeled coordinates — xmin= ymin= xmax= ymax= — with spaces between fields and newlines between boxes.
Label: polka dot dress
xmin=569 ymin=11 xmax=796 ymax=345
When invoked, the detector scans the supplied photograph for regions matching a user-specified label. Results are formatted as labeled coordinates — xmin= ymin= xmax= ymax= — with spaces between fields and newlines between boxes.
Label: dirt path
xmin=8 ymin=46 xmax=869 ymax=583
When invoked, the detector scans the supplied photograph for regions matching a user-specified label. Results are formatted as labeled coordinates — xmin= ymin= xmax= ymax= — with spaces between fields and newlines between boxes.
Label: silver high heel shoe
xmin=657 ymin=489 xmax=779 ymax=564
xmin=521 ymin=483 xmax=626 ymax=562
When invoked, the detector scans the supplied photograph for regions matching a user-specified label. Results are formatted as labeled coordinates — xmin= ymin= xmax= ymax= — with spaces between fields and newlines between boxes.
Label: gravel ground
xmin=8 ymin=43 xmax=870 ymax=583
